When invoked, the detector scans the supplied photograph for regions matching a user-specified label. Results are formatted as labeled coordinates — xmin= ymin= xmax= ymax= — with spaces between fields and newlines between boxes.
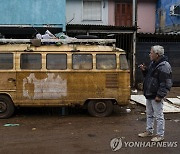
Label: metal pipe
xmin=132 ymin=0 xmax=137 ymax=87
xmin=0 ymin=39 xmax=116 ymax=44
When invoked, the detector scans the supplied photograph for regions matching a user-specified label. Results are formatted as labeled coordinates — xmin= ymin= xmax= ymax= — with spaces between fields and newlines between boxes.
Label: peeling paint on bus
xmin=23 ymin=73 xmax=67 ymax=99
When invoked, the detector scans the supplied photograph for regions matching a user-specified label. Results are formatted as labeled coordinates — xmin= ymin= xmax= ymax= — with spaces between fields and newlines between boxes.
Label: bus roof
xmin=0 ymin=39 xmax=124 ymax=52
xmin=0 ymin=38 xmax=116 ymax=44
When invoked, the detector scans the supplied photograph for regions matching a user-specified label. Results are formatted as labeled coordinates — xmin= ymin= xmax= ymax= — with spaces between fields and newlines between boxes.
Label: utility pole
xmin=132 ymin=0 xmax=137 ymax=87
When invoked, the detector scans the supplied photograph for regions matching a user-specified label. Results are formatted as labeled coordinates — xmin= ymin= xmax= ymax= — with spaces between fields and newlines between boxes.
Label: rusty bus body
xmin=0 ymin=41 xmax=130 ymax=118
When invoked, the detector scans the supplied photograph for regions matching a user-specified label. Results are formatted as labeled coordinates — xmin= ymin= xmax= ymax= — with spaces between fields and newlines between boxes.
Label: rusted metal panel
xmin=14 ymin=71 xmax=130 ymax=106
xmin=0 ymin=73 xmax=16 ymax=91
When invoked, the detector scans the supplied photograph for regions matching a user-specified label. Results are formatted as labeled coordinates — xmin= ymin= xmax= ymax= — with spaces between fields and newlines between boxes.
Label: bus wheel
xmin=0 ymin=95 xmax=15 ymax=119
xmin=88 ymin=100 xmax=113 ymax=117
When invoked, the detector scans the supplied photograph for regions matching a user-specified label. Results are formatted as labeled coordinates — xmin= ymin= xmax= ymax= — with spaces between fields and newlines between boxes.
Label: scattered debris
xmin=131 ymin=95 xmax=180 ymax=113
xmin=32 ymin=128 xmax=36 ymax=131
xmin=4 ymin=123 xmax=20 ymax=127
xmin=129 ymin=101 xmax=136 ymax=105
xmin=126 ymin=109 xmax=131 ymax=113
xmin=36 ymin=30 xmax=56 ymax=39
xmin=141 ymin=112 xmax=145 ymax=115
xmin=174 ymin=119 xmax=180 ymax=123
xmin=114 ymin=130 xmax=120 ymax=132
xmin=166 ymin=98 xmax=180 ymax=106
xmin=35 ymin=31 xmax=77 ymax=45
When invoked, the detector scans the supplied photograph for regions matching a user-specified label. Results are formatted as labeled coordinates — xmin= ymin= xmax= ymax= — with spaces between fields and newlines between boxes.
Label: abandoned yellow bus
xmin=0 ymin=39 xmax=130 ymax=118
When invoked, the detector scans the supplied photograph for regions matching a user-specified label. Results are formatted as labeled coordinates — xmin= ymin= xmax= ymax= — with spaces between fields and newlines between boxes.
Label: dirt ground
xmin=0 ymin=88 xmax=180 ymax=154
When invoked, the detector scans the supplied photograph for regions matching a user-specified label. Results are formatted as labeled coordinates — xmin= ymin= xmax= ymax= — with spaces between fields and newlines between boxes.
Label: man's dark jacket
xmin=142 ymin=56 xmax=173 ymax=99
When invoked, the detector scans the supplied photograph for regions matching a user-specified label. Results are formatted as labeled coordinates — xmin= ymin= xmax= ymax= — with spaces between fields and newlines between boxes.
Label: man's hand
xmin=138 ymin=63 xmax=146 ymax=71
xmin=155 ymin=96 xmax=162 ymax=102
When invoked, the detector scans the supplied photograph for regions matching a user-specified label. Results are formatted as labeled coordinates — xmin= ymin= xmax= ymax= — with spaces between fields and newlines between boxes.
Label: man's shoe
xmin=151 ymin=136 xmax=164 ymax=142
xmin=138 ymin=131 xmax=153 ymax=137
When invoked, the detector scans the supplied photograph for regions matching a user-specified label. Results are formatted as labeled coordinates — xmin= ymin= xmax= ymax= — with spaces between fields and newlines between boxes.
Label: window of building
xmin=20 ymin=53 xmax=42 ymax=70
xmin=96 ymin=54 xmax=116 ymax=69
xmin=170 ymin=5 xmax=180 ymax=16
xmin=0 ymin=53 xmax=13 ymax=70
xmin=83 ymin=0 xmax=102 ymax=21
xmin=73 ymin=54 xmax=93 ymax=70
xmin=46 ymin=54 xmax=67 ymax=70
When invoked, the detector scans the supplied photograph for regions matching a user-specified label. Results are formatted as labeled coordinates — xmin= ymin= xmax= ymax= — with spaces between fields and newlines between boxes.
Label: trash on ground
xmin=4 ymin=123 xmax=20 ymax=127
xmin=126 ymin=109 xmax=131 ymax=113
xmin=141 ymin=112 xmax=145 ymax=115
xmin=130 ymin=101 xmax=136 ymax=105
xmin=32 ymin=128 xmax=36 ymax=131
xmin=174 ymin=119 xmax=180 ymax=123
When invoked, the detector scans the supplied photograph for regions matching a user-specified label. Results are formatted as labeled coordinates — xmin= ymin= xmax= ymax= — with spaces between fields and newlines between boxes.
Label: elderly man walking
xmin=138 ymin=45 xmax=173 ymax=142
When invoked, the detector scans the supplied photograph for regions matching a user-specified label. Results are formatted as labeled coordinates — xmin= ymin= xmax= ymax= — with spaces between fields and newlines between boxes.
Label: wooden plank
xmin=166 ymin=98 xmax=180 ymax=106
xmin=131 ymin=95 xmax=180 ymax=113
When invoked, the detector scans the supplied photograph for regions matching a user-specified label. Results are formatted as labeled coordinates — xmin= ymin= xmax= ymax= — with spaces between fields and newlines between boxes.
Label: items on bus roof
xmin=35 ymin=30 xmax=76 ymax=45
xmin=36 ymin=30 xmax=56 ymax=39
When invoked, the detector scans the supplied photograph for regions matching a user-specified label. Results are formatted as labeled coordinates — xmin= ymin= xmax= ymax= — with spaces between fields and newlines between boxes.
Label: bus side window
xmin=20 ymin=53 xmax=42 ymax=70
xmin=120 ymin=54 xmax=129 ymax=70
xmin=46 ymin=54 xmax=67 ymax=70
xmin=0 ymin=53 xmax=13 ymax=70
xmin=96 ymin=54 xmax=116 ymax=69
xmin=72 ymin=54 xmax=93 ymax=70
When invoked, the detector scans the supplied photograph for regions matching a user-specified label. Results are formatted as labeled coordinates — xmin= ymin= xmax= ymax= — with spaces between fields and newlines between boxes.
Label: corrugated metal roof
xmin=137 ymin=32 xmax=180 ymax=37
xmin=137 ymin=32 xmax=180 ymax=42
xmin=67 ymin=24 xmax=137 ymax=31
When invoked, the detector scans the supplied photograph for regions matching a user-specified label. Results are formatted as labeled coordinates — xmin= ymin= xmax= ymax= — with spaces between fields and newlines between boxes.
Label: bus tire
xmin=0 ymin=95 xmax=15 ymax=119
xmin=87 ymin=100 xmax=113 ymax=117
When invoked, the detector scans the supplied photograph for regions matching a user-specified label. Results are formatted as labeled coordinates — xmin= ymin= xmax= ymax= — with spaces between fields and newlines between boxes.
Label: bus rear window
xmin=47 ymin=54 xmax=67 ymax=70
xmin=73 ymin=54 xmax=92 ymax=70
xmin=0 ymin=53 xmax=13 ymax=70
xmin=96 ymin=54 xmax=116 ymax=69
xmin=120 ymin=54 xmax=129 ymax=70
xmin=20 ymin=53 xmax=42 ymax=70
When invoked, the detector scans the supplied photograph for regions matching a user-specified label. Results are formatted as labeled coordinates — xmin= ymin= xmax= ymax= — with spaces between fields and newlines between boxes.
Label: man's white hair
xmin=151 ymin=45 xmax=164 ymax=56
